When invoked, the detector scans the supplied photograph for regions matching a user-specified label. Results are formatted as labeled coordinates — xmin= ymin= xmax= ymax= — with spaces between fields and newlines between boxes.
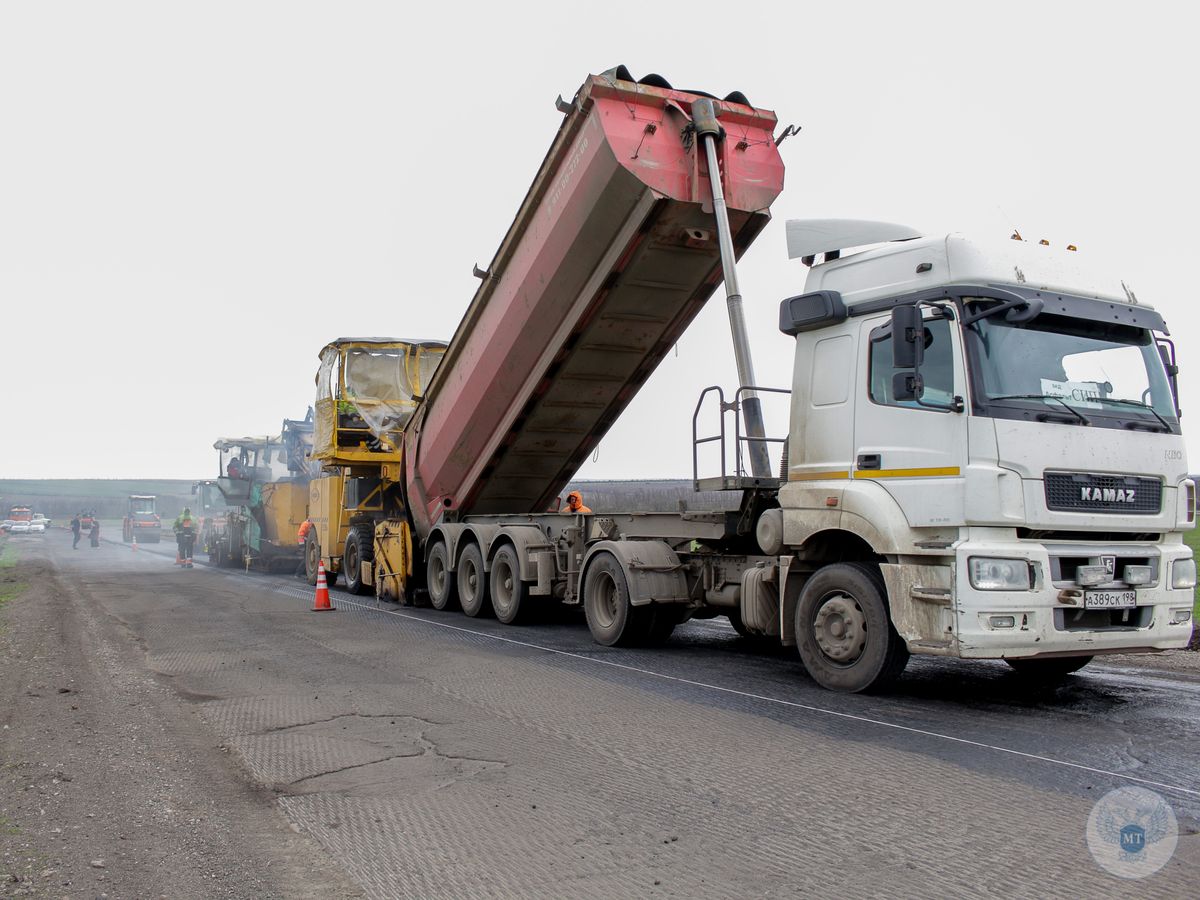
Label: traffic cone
xmin=132 ymin=534 xmax=138 ymax=552
xmin=312 ymin=560 xmax=335 ymax=612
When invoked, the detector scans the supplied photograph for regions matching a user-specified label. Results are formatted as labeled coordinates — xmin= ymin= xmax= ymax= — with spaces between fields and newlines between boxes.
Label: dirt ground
xmin=0 ymin=545 xmax=360 ymax=898
xmin=2 ymin=533 xmax=1198 ymax=898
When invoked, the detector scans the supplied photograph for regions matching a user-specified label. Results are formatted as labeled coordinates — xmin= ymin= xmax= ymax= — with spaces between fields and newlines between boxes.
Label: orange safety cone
xmin=312 ymin=560 xmax=335 ymax=612
xmin=132 ymin=534 xmax=138 ymax=552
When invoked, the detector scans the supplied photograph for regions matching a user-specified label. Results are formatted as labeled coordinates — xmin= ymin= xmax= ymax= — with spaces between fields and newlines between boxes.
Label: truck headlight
xmin=1171 ymin=558 xmax=1197 ymax=590
xmin=969 ymin=557 xmax=1033 ymax=591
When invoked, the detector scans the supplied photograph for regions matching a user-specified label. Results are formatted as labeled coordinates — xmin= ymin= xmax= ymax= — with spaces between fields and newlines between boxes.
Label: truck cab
xmin=770 ymin=221 xmax=1195 ymax=689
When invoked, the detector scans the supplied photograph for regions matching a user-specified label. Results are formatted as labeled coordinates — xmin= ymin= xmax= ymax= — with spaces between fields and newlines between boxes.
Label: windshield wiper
xmin=990 ymin=394 xmax=1092 ymax=426
xmin=1089 ymin=397 xmax=1173 ymax=432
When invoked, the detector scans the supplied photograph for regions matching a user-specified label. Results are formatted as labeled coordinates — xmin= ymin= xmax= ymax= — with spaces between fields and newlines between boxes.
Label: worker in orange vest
xmin=295 ymin=519 xmax=314 ymax=578
xmin=562 ymin=490 xmax=591 ymax=514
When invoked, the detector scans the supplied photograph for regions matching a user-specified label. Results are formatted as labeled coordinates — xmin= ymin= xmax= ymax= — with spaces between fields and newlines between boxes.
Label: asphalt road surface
xmin=2 ymin=533 xmax=1198 ymax=897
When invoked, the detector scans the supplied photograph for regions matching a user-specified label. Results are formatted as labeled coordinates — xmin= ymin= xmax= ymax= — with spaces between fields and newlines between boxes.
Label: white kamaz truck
xmin=729 ymin=219 xmax=1195 ymax=690
xmin=419 ymin=218 xmax=1195 ymax=694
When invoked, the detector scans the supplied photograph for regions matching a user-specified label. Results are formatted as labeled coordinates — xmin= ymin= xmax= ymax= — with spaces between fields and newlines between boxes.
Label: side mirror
xmin=893 ymin=371 xmax=924 ymax=402
xmin=891 ymin=305 xmax=925 ymax=369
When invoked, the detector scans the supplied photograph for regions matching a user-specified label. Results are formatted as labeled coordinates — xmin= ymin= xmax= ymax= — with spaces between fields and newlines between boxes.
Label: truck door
xmin=851 ymin=311 xmax=967 ymax=526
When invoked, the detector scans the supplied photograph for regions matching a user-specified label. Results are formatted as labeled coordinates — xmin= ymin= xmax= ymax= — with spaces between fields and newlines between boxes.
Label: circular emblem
xmin=1086 ymin=786 xmax=1178 ymax=878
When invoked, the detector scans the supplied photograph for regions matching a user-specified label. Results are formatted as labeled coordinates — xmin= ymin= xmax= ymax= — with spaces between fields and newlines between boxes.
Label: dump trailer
xmin=303 ymin=67 xmax=784 ymax=600
xmin=121 ymin=494 xmax=161 ymax=543
xmin=212 ymin=415 xmax=315 ymax=570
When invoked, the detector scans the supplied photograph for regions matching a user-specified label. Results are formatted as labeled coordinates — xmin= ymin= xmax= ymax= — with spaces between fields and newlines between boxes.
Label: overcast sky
xmin=1 ymin=1 xmax=1196 ymax=481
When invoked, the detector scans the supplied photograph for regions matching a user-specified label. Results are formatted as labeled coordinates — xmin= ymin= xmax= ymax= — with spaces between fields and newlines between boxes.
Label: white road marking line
xmin=263 ymin=584 xmax=1200 ymax=801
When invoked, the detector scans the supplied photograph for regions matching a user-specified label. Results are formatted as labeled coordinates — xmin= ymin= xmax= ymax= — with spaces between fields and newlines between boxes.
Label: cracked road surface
xmin=3 ymin=536 xmax=1199 ymax=897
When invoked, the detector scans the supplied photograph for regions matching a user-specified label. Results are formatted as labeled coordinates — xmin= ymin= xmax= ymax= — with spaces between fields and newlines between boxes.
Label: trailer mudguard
xmin=581 ymin=540 xmax=689 ymax=607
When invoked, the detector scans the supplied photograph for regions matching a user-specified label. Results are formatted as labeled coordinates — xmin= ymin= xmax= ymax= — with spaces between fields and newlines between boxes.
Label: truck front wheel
xmin=457 ymin=543 xmax=491 ymax=617
xmin=795 ymin=562 xmax=909 ymax=693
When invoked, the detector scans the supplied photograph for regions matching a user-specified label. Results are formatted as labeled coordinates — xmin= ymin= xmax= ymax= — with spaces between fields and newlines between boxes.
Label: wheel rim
xmin=493 ymin=558 xmax=514 ymax=615
xmin=812 ymin=592 xmax=868 ymax=665
xmin=463 ymin=559 xmax=480 ymax=604
xmin=591 ymin=571 xmax=619 ymax=629
xmin=430 ymin=552 xmax=447 ymax=598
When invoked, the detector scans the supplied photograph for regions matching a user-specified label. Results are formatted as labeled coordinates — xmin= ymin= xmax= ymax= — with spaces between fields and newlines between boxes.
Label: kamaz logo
xmin=1081 ymin=487 xmax=1136 ymax=504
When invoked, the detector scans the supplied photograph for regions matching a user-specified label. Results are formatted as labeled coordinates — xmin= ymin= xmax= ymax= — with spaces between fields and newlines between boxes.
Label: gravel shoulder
xmin=0 ymin=538 xmax=360 ymax=898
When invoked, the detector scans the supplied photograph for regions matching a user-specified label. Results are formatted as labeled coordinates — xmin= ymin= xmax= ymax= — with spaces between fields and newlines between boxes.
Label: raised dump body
xmin=405 ymin=68 xmax=786 ymax=539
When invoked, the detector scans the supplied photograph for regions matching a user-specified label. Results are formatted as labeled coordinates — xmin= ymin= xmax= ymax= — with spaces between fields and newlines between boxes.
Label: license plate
xmin=1084 ymin=590 xmax=1137 ymax=609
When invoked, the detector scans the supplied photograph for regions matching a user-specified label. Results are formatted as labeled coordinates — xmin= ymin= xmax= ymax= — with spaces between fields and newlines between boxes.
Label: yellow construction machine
xmin=305 ymin=338 xmax=445 ymax=598
xmin=211 ymin=413 xmax=318 ymax=570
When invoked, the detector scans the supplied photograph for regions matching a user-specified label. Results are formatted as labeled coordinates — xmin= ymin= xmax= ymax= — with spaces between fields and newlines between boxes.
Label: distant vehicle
xmin=28 ymin=521 xmax=45 ymax=534
xmin=32 ymin=515 xmax=50 ymax=528
xmin=0 ymin=520 xmax=14 ymax=532
xmin=9 ymin=506 xmax=33 ymax=524
xmin=79 ymin=510 xmax=96 ymax=530
xmin=10 ymin=522 xmax=30 ymax=534
xmin=122 ymin=495 xmax=161 ymax=543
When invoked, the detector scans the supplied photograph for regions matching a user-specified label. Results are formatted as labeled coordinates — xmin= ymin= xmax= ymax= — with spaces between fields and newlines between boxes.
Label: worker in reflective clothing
xmin=562 ymin=490 xmax=591 ymax=514
xmin=295 ymin=519 xmax=314 ymax=577
xmin=173 ymin=507 xmax=197 ymax=568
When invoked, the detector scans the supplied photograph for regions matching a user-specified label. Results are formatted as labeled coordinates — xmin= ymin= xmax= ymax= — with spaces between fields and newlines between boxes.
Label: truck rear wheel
xmin=457 ymin=543 xmax=491 ymax=617
xmin=490 ymin=544 xmax=530 ymax=625
xmin=343 ymin=526 xmax=374 ymax=596
xmin=794 ymin=562 xmax=909 ymax=693
xmin=584 ymin=552 xmax=651 ymax=646
xmin=426 ymin=541 xmax=458 ymax=610
xmin=1005 ymin=656 xmax=1093 ymax=678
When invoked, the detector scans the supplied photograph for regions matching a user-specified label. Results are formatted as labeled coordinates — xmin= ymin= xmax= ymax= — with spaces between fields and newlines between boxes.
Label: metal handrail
xmin=691 ymin=386 xmax=727 ymax=487
xmin=732 ymin=385 xmax=791 ymax=479
xmin=692 ymin=384 xmax=791 ymax=486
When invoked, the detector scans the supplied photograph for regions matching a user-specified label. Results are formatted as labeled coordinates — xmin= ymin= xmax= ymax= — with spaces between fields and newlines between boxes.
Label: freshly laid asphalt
xmin=3 ymin=533 xmax=1197 ymax=897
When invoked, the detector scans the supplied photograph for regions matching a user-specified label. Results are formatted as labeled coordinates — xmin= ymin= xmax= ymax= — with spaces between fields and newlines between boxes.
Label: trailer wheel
xmin=343 ymin=526 xmax=374 ymax=595
xmin=490 ymin=544 xmax=530 ymax=625
xmin=794 ymin=562 xmax=909 ymax=693
xmin=426 ymin=541 xmax=458 ymax=610
xmin=584 ymin=552 xmax=651 ymax=646
xmin=1005 ymin=656 xmax=1093 ymax=678
xmin=457 ymin=543 xmax=491 ymax=617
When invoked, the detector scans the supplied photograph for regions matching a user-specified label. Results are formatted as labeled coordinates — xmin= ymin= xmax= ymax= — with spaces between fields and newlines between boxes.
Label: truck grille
xmin=1044 ymin=473 xmax=1161 ymax=515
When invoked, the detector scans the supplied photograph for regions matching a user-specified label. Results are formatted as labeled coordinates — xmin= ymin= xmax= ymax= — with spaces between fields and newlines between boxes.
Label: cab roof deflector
xmin=786 ymin=219 xmax=923 ymax=260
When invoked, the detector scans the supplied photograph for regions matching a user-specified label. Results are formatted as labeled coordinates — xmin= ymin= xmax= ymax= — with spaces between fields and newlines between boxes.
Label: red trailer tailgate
xmin=406 ymin=69 xmax=786 ymax=538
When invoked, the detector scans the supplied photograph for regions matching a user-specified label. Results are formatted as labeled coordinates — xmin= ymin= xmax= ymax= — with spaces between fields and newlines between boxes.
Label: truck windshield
xmin=964 ymin=309 xmax=1178 ymax=431
xmin=131 ymin=498 xmax=155 ymax=514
